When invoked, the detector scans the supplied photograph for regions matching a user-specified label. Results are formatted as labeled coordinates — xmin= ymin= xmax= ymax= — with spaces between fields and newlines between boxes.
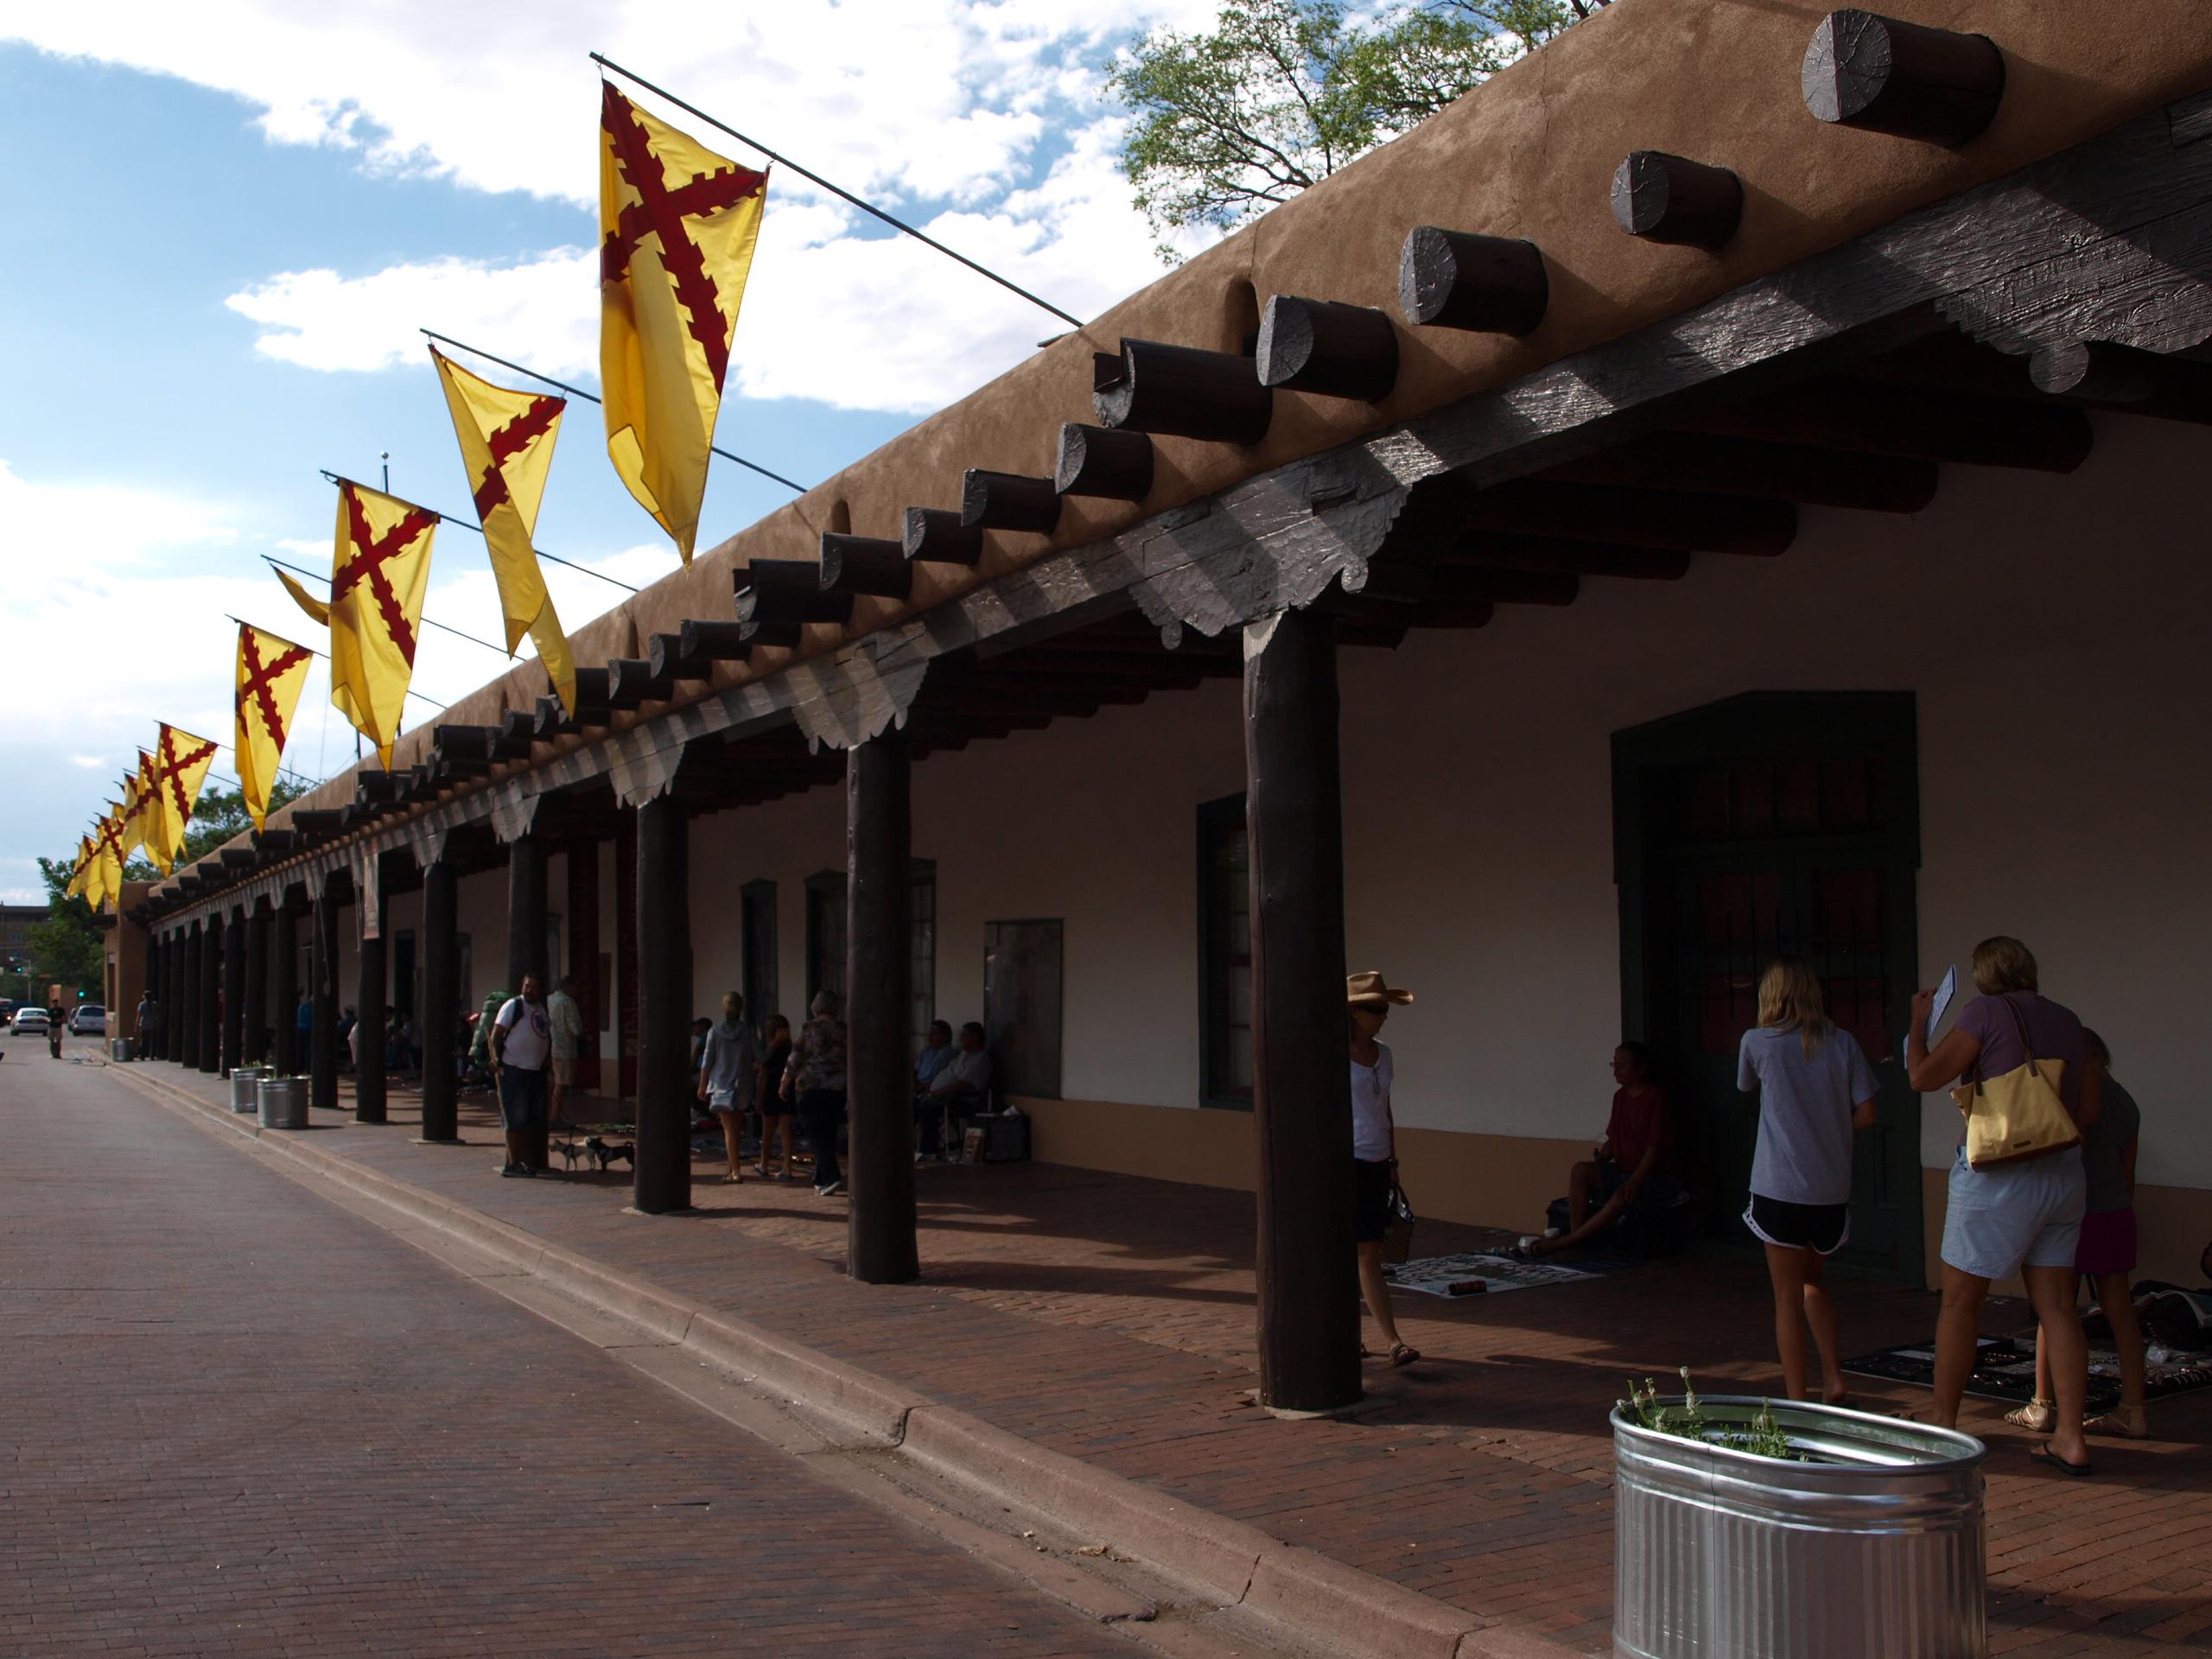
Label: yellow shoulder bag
xmin=1950 ymin=994 xmax=2079 ymax=1168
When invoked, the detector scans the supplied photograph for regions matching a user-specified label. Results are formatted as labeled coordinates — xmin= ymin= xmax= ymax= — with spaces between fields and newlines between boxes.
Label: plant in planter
xmin=1609 ymin=1374 xmax=1989 ymax=1658
xmin=1619 ymin=1367 xmax=1802 ymax=1459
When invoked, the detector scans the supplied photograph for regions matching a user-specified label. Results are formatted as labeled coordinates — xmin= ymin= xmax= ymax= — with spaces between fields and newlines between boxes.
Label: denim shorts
xmin=1940 ymin=1145 xmax=2085 ymax=1281
xmin=497 ymin=1065 xmax=549 ymax=1132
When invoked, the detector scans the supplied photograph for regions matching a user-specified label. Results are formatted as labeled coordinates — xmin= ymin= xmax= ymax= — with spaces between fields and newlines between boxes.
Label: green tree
xmin=1110 ymin=0 xmax=1605 ymax=257
xmin=119 ymin=777 xmax=310 ymax=882
xmin=28 ymin=856 xmax=105 ymax=996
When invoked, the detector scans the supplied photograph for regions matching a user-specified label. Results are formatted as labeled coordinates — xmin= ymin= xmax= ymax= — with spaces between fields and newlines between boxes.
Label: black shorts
xmin=1353 ymin=1158 xmax=1395 ymax=1243
xmin=1745 ymin=1192 xmax=1850 ymax=1255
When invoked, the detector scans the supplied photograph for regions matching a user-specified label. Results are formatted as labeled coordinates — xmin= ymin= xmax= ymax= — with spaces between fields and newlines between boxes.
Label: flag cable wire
xmin=260 ymin=554 xmax=505 ymax=666
xmin=419 ymin=328 xmax=810 ymax=497
xmin=588 ymin=52 xmax=1087 ymax=332
xmin=318 ymin=467 xmax=641 ymax=594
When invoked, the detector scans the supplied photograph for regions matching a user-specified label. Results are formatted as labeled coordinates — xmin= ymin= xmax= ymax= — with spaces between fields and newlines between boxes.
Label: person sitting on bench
xmin=924 ymin=1022 xmax=993 ymax=1156
xmin=1523 ymin=1042 xmax=1676 ymax=1259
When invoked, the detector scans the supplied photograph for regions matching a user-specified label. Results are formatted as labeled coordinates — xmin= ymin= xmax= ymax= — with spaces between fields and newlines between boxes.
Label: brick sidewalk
xmin=119 ymin=1064 xmax=2212 ymax=1656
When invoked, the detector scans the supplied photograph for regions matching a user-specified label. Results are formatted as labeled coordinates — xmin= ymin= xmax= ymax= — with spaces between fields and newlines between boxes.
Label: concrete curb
xmin=111 ymin=1063 xmax=1586 ymax=1659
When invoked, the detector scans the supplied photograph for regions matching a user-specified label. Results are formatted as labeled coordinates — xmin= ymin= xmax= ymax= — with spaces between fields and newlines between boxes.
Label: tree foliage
xmin=16 ymin=777 xmax=315 ymax=997
xmin=1110 ymin=0 xmax=1605 ymax=257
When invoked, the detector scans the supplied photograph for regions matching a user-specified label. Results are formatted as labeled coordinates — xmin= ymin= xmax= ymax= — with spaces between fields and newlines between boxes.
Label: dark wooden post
xmin=221 ymin=905 xmax=246 ymax=1077
xmin=566 ymin=843 xmax=601 ymax=1092
xmin=149 ymin=932 xmax=168 ymax=1060
xmin=175 ymin=930 xmax=192 ymax=1066
xmin=245 ymin=901 xmax=270 ymax=1067
xmin=310 ymin=887 xmax=340 ymax=1112
xmin=419 ymin=859 xmax=460 ymax=1141
xmin=632 ymin=796 xmax=692 ymax=1215
xmin=199 ymin=918 xmax=222 ymax=1076
xmin=163 ymin=932 xmax=182 ymax=1064
xmin=355 ymin=868 xmax=387 ymax=1124
xmin=179 ymin=925 xmax=201 ymax=1070
xmin=273 ymin=899 xmax=300 ymax=1077
xmin=846 ymin=729 xmax=918 ymax=1284
xmin=505 ymin=832 xmax=550 ymax=1166
xmin=1243 ymin=607 xmax=1359 ymax=1413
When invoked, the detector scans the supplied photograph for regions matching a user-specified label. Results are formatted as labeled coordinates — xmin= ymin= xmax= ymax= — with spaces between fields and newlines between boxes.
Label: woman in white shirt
xmin=1349 ymin=970 xmax=1419 ymax=1368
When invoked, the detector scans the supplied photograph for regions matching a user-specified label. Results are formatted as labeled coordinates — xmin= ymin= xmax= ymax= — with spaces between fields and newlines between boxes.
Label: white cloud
xmin=11 ymin=0 xmax=1229 ymax=413
xmin=0 ymin=456 xmax=658 ymax=875
xmin=0 ymin=458 xmax=241 ymax=569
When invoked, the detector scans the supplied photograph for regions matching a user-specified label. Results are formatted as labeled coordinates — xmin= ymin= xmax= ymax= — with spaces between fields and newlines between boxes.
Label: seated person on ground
xmin=1524 ymin=1041 xmax=1676 ymax=1259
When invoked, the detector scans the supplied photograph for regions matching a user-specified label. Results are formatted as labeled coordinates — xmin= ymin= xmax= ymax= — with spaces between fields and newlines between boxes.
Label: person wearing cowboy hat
xmin=1349 ymin=970 xmax=1420 ymax=1369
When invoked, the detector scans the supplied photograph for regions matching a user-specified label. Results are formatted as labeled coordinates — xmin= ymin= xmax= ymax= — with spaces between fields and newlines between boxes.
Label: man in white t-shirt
xmin=492 ymin=974 xmax=554 ymax=1178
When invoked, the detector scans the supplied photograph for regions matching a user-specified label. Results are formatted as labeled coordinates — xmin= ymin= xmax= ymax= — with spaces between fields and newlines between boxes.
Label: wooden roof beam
xmin=1689 ymin=378 xmax=2093 ymax=472
xmin=963 ymin=469 xmax=1060 ymax=534
xmin=1055 ymin=424 xmax=1154 ymax=502
xmin=903 ymin=507 xmax=983 ymax=567
xmin=735 ymin=560 xmax=855 ymax=626
xmin=1541 ymin=431 xmax=1937 ymax=513
xmin=1255 ymin=296 xmax=1399 ymax=402
xmin=1094 ymin=339 xmax=1273 ymax=445
xmin=1398 ymin=229 xmax=1548 ymax=335
xmin=820 ymin=533 xmax=913 ymax=600
xmin=1449 ymin=479 xmax=1796 ymax=555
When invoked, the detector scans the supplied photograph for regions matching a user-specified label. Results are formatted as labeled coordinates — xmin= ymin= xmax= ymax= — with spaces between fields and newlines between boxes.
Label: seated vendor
xmin=1523 ymin=1041 xmax=1676 ymax=1259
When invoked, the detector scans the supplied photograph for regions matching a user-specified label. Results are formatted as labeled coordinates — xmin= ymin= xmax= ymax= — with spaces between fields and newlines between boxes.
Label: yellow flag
xmin=66 ymin=836 xmax=91 ymax=899
xmin=88 ymin=805 xmax=125 ymax=912
xmin=599 ymin=81 xmax=767 ymax=563
xmin=275 ymin=563 xmax=332 ymax=627
xmin=130 ymin=749 xmax=173 ymax=877
xmin=329 ymin=481 xmax=435 ymax=771
xmin=148 ymin=722 xmax=218 ymax=872
xmin=116 ymin=769 xmax=144 ymax=865
xmin=235 ymin=623 xmax=314 ymax=832
xmin=429 ymin=347 xmax=578 ymax=712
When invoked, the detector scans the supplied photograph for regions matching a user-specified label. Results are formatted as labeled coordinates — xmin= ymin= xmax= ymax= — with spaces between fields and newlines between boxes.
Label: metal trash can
xmin=257 ymin=1076 xmax=308 ymax=1130
xmin=110 ymin=1038 xmax=133 ymax=1063
xmin=230 ymin=1066 xmax=264 ymax=1113
xmin=1613 ymin=1395 xmax=1986 ymax=1658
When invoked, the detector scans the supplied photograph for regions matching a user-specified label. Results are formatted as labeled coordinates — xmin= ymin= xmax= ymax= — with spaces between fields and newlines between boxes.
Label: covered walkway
xmin=114 ymin=1057 xmax=2212 ymax=1657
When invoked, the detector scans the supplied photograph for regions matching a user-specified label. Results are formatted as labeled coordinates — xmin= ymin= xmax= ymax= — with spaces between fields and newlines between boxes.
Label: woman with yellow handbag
xmin=1907 ymin=936 xmax=2101 ymax=1476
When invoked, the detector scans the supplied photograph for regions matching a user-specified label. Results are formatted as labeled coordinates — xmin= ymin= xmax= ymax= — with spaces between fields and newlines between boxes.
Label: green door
xmin=1641 ymin=752 xmax=1920 ymax=1276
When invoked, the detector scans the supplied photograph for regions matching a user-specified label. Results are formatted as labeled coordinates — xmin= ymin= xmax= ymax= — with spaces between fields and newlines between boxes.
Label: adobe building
xmin=116 ymin=0 xmax=2212 ymax=1409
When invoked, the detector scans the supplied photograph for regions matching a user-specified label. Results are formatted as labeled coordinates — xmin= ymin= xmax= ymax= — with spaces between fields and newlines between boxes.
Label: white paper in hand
xmin=1929 ymin=965 xmax=1958 ymax=1038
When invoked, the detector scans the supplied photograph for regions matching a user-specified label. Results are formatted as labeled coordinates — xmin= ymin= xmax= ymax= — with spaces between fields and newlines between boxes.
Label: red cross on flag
xmin=147 ymin=722 xmax=218 ymax=873
xmin=429 ymin=347 xmax=578 ymax=714
xmin=599 ymin=81 xmax=767 ymax=564
xmin=329 ymin=480 xmax=436 ymax=771
xmin=235 ymin=623 xmax=314 ymax=832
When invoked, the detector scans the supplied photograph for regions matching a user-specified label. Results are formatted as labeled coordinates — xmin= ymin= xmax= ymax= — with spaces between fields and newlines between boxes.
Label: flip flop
xmin=1389 ymin=1342 xmax=1421 ymax=1369
xmin=2027 ymin=1442 xmax=2094 ymax=1478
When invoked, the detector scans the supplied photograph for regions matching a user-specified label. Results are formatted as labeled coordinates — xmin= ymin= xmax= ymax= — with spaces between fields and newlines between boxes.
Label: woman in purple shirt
xmin=1908 ymin=936 xmax=2101 ymax=1475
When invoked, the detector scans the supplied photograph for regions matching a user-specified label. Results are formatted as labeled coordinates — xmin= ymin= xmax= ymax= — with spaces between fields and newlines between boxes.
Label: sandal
xmin=1389 ymin=1342 xmax=1421 ymax=1369
xmin=720 ymin=1173 xmax=743 ymax=1185
xmin=2085 ymin=1404 xmax=2149 ymax=1440
xmin=2002 ymin=1398 xmax=2053 ymax=1432
xmin=2027 ymin=1442 xmax=2094 ymax=1477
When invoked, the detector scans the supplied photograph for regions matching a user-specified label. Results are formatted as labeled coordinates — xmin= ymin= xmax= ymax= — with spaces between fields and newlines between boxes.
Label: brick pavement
xmin=0 ymin=1045 xmax=1155 ymax=1658
xmin=95 ymin=1054 xmax=2212 ymax=1656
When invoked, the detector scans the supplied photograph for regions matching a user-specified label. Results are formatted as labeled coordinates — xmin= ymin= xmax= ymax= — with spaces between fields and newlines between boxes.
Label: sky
xmin=0 ymin=0 xmax=1224 ymax=903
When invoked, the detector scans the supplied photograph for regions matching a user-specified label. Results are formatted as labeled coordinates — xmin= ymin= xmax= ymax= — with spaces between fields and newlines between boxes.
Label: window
xmin=741 ymin=880 xmax=778 ymax=1034
xmin=1197 ymin=794 xmax=1252 ymax=1108
xmin=983 ymin=919 xmax=1061 ymax=1098
xmin=805 ymin=864 xmax=936 ymax=1049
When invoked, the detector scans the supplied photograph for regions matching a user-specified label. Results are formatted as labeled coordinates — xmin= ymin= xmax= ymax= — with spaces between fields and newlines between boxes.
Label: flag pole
xmin=262 ymin=553 xmax=511 ymax=661
xmin=419 ymin=328 xmax=810 ymax=495
xmin=589 ymin=52 xmax=1087 ymax=331
xmin=225 ymin=613 xmax=448 ymax=711
xmin=321 ymin=466 xmax=641 ymax=594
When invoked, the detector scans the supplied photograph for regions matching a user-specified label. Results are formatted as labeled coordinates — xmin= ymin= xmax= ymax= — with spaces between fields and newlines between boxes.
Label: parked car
xmin=68 ymin=1005 xmax=106 ymax=1035
xmin=11 ymin=1006 xmax=51 ymax=1034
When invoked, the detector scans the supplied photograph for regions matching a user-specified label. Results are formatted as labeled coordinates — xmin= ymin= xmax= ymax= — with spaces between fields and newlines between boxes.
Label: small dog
xmin=587 ymin=1136 xmax=635 ymax=1173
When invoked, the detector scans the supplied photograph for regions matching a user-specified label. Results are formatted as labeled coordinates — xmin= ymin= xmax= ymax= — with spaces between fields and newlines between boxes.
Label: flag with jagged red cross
xmin=429 ymin=347 xmax=579 ymax=713
xmin=65 ymin=835 xmax=92 ymax=899
xmin=115 ymin=766 xmax=145 ymax=866
xmin=599 ymin=81 xmax=767 ymax=563
xmin=147 ymin=722 xmax=219 ymax=873
xmin=86 ymin=803 xmax=126 ymax=912
xmin=235 ymin=622 xmax=314 ymax=832
xmin=328 ymin=480 xmax=436 ymax=770
xmin=129 ymin=748 xmax=172 ymax=876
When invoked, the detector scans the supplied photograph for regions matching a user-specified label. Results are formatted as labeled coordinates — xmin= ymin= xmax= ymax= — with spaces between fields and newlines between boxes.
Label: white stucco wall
xmin=659 ymin=410 xmax=2208 ymax=1192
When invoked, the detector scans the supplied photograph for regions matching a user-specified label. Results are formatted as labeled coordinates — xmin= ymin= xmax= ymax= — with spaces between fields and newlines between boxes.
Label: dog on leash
xmin=587 ymin=1136 xmax=635 ymax=1173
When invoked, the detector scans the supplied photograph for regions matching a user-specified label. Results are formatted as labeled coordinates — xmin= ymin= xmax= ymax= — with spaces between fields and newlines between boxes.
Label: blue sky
xmin=0 ymin=1 xmax=1218 ymax=901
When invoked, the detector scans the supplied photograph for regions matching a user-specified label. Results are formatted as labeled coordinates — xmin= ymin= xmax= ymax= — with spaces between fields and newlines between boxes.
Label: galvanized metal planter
xmin=1612 ymin=1395 xmax=1986 ymax=1659
xmin=229 ymin=1066 xmax=264 ymax=1113
xmin=256 ymin=1076 xmax=307 ymax=1130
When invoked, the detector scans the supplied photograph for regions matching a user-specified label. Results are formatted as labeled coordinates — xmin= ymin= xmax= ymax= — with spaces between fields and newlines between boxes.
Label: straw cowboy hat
xmin=1346 ymin=970 xmax=1414 ymax=1008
